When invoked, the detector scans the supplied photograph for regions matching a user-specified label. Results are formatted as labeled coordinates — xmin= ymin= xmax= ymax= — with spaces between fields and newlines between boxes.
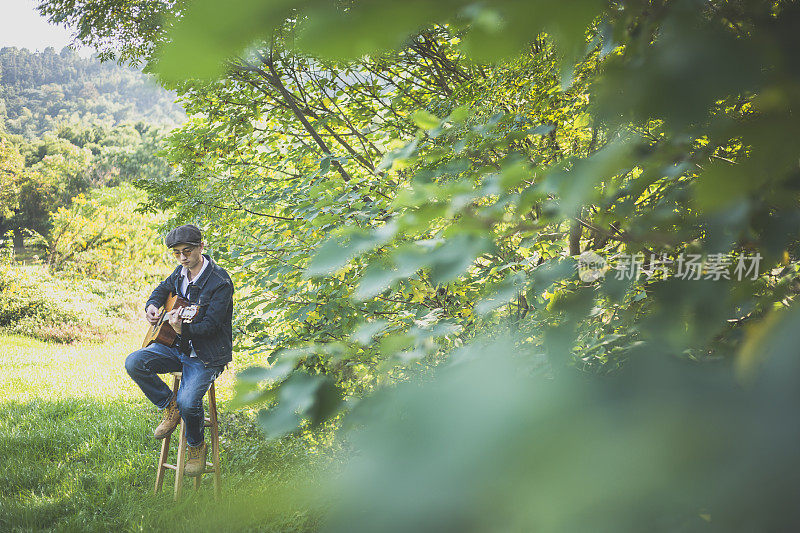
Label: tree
xmin=46 ymin=184 xmax=171 ymax=284
xmin=11 ymin=136 xmax=92 ymax=244
xmin=39 ymin=0 xmax=800 ymax=398
xmin=0 ymin=140 xmax=24 ymax=241
xmin=0 ymin=123 xmax=171 ymax=247
xmin=0 ymin=46 xmax=184 ymax=138
xmin=36 ymin=0 xmax=177 ymax=65
xmin=38 ymin=0 xmax=800 ymax=528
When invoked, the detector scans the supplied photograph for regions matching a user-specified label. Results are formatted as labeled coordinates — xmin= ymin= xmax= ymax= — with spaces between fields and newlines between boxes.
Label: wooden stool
xmin=154 ymin=372 xmax=221 ymax=501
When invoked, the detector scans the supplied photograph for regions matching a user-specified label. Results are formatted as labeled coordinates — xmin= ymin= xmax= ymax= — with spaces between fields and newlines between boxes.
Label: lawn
xmin=0 ymin=327 xmax=326 ymax=532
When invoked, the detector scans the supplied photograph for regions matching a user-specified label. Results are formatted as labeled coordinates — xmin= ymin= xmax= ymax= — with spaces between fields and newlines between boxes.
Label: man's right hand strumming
xmin=146 ymin=304 xmax=160 ymax=325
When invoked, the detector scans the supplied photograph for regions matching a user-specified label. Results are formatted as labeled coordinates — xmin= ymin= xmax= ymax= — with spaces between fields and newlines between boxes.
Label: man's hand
xmin=146 ymin=304 xmax=161 ymax=325
xmin=166 ymin=309 xmax=183 ymax=334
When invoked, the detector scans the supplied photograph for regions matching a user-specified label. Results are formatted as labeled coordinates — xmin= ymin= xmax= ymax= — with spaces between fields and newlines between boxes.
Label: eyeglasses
xmin=172 ymin=246 xmax=196 ymax=258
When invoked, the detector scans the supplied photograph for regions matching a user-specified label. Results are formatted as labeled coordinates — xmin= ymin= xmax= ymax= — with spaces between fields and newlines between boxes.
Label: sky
xmin=0 ymin=0 xmax=92 ymax=56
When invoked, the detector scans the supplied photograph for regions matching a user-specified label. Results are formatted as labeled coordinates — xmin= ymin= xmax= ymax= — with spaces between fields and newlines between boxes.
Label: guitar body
xmin=141 ymin=293 xmax=193 ymax=349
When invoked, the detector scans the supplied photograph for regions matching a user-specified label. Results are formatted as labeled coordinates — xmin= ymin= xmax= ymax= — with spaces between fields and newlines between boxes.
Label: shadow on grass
xmin=0 ymin=398 xmax=325 ymax=532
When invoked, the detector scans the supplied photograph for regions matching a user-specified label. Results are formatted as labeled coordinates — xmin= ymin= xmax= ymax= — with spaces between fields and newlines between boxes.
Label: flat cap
xmin=165 ymin=224 xmax=203 ymax=248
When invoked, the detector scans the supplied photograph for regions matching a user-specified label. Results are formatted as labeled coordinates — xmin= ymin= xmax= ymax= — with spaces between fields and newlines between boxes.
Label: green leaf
xmin=429 ymin=234 xmax=492 ymax=284
xmin=352 ymin=320 xmax=389 ymax=345
xmin=379 ymin=332 xmax=416 ymax=356
xmin=256 ymin=371 xmax=343 ymax=439
xmin=528 ymin=124 xmax=555 ymax=136
xmin=529 ymin=257 xmax=578 ymax=296
xmin=236 ymin=362 xmax=295 ymax=384
xmin=412 ymin=110 xmax=441 ymax=130
xmin=307 ymin=223 xmax=397 ymax=276
xmin=355 ymin=245 xmax=429 ymax=300
xmin=256 ymin=406 xmax=302 ymax=439
xmin=475 ymin=273 xmax=526 ymax=315
xmin=319 ymin=156 xmax=331 ymax=174
xmin=307 ymin=378 xmax=343 ymax=425
xmin=230 ymin=380 xmax=277 ymax=409
xmin=595 ymin=10 xmax=763 ymax=129
xmin=447 ymin=105 xmax=471 ymax=123
xmin=499 ymin=160 xmax=531 ymax=189
xmin=378 ymin=138 xmax=419 ymax=171
xmin=541 ymin=137 xmax=634 ymax=216
xmin=355 ymin=265 xmax=401 ymax=301
xmin=156 ymin=0 xmax=292 ymax=81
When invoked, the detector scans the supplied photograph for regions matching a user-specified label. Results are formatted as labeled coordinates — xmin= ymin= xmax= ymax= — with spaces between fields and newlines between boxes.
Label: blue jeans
xmin=125 ymin=342 xmax=223 ymax=447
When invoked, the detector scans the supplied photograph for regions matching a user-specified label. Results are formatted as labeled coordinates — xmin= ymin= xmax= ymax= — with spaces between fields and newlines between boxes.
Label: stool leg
xmin=194 ymin=452 xmax=203 ymax=490
xmin=209 ymin=382 xmax=221 ymax=500
xmin=154 ymin=433 xmax=171 ymax=494
xmin=155 ymin=374 xmax=180 ymax=494
xmin=174 ymin=419 xmax=187 ymax=501
xmin=193 ymin=395 xmax=206 ymax=492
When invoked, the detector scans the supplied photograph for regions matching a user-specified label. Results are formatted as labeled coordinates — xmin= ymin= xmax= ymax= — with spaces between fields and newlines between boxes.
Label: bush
xmin=0 ymin=263 xmax=87 ymax=343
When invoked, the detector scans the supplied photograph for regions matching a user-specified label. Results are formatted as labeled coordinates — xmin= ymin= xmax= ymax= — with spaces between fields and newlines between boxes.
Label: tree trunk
xmin=12 ymin=228 xmax=24 ymax=250
xmin=569 ymin=216 xmax=582 ymax=256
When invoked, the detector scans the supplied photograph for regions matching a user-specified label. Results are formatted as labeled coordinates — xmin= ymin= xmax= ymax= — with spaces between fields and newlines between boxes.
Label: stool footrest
xmin=160 ymin=463 xmax=216 ymax=472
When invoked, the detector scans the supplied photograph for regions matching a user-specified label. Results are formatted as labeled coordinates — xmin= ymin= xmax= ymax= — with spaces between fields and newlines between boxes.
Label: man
xmin=125 ymin=224 xmax=234 ymax=476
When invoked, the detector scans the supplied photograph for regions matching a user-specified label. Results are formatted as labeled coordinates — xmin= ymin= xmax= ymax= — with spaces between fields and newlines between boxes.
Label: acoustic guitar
xmin=141 ymin=293 xmax=199 ymax=348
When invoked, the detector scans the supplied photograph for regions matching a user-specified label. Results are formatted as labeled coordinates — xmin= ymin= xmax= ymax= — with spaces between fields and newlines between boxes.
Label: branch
xmin=186 ymin=191 xmax=295 ymax=221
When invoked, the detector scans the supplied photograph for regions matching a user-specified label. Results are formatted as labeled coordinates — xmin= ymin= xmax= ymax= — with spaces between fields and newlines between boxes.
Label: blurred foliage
xmin=322 ymin=329 xmax=800 ymax=532
xmin=40 ymin=0 xmax=800 ymax=529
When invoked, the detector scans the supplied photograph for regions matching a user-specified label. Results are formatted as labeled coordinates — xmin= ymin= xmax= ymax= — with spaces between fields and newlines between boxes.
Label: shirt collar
xmin=181 ymin=255 xmax=208 ymax=283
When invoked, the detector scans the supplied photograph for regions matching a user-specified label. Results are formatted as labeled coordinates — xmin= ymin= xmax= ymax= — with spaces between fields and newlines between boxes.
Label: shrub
xmin=0 ymin=263 xmax=88 ymax=342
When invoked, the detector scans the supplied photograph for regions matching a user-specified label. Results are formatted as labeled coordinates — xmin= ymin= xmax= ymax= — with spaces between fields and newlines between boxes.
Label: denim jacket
xmin=146 ymin=254 xmax=234 ymax=367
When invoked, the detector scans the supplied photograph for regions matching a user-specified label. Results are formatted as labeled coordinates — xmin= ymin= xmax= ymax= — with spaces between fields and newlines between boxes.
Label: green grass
xmin=0 ymin=328 xmax=327 ymax=532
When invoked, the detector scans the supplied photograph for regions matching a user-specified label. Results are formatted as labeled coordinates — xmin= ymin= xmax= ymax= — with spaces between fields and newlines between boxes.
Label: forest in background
xmin=0 ymin=45 xmax=182 ymax=246
xmin=0 ymin=46 xmax=180 ymax=342
xmin=0 ymin=46 xmax=184 ymax=137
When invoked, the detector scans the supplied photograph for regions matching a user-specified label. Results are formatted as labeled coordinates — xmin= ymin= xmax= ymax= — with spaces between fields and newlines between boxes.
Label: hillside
xmin=0 ymin=46 xmax=184 ymax=137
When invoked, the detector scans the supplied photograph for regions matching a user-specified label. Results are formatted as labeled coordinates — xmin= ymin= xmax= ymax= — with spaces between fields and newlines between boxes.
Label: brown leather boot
xmin=154 ymin=395 xmax=180 ymax=439
xmin=185 ymin=442 xmax=207 ymax=477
